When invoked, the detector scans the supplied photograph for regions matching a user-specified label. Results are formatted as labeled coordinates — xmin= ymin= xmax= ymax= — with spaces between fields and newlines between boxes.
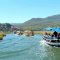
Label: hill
xmin=12 ymin=14 xmax=60 ymax=30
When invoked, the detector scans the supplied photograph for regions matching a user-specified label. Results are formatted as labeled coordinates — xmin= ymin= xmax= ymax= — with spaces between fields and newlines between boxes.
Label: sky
xmin=0 ymin=0 xmax=60 ymax=23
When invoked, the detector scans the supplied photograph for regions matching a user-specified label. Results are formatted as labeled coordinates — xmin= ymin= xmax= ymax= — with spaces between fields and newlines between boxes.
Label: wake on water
xmin=0 ymin=34 xmax=58 ymax=60
xmin=0 ymin=34 xmax=42 ymax=58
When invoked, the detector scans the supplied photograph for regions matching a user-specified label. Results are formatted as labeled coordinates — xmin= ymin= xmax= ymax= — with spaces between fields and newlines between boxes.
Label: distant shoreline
xmin=34 ymin=31 xmax=53 ymax=34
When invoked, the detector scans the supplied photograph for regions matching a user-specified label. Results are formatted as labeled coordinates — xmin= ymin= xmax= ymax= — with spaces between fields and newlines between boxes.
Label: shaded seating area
xmin=44 ymin=27 xmax=60 ymax=40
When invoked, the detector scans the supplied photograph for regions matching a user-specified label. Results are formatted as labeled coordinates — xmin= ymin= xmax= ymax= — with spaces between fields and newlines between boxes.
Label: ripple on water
xmin=0 ymin=34 xmax=41 ymax=55
xmin=0 ymin=34 xmax=59 ymax=60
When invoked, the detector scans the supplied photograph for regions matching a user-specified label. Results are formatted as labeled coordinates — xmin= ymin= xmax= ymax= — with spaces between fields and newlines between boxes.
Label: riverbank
xmin=0 ymin=30 xmax=53 ymax=35
xmin=34 ymin=31 xmax=53 ymax=34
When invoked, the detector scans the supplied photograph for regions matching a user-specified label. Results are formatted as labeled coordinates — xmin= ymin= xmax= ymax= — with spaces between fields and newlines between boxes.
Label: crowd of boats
xmin=14 ymin=30 xmax=34 ymax=36
xmin=0 ymin=30 xmax=34 ymax=40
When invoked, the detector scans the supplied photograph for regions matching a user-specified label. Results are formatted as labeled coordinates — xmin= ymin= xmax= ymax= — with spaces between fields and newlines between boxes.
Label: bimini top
xmin=44 ymin=27 xmax=60 ymax=32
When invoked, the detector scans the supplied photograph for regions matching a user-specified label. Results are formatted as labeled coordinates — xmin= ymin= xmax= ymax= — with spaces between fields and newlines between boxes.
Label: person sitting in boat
xmin=47 ymin=33 xmax=52 ymax=39
xmin=45 ymin=32 xmax=48 ymax=35
xmin=43 ymin=32 xmax=48 ymax=39
xmin=57 ymin=33 xmax=60 ymax=40
xmin=44 ymin=32 xmax=51 ymax=39
xmin=51 ymin=34 xmax=54 ymax=39
xmin=53 ymin=31 xmax=58 ymax=38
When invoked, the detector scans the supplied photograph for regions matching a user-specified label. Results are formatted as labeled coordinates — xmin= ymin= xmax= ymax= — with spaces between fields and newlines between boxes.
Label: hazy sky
xmin=0 ymin=0 xmax=60 ymax=23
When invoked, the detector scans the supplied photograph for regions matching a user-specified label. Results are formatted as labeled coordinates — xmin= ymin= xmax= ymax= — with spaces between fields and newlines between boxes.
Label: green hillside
xmin=12 ymin=14 xmax=60 ymax=30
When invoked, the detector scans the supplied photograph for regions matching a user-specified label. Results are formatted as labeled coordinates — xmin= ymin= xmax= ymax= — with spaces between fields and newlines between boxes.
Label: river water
xmin=0 ymin=34 xmax=60 ymax=60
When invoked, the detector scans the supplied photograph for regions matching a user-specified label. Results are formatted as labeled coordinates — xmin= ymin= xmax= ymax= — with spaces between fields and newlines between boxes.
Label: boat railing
xmin=43 ymin=35 xmax=60 ymax=40
xmin=43 ymin=35 xmax=60 ymax=43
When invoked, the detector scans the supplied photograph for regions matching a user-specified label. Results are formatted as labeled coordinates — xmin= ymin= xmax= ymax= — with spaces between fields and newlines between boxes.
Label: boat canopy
xmin=44 ymin=27 xmax=60 ymax=32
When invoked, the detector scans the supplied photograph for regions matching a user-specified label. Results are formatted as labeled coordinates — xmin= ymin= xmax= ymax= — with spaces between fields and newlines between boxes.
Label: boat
xmin=0 ymin=32 xmax=6 ymax=40
xmin=43 ymin=36 xmax=60 ymax=47
xmin=43 ymin=27 xmax=60 ymax=47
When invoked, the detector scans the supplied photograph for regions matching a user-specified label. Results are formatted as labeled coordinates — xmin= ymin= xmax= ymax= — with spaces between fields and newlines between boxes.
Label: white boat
xmin=43 ymin=36 xmax=60 ymax=47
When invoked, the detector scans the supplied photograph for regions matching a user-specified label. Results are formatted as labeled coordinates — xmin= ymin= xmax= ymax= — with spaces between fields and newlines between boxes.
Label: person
xmin=57 ymin=33 xmax=60 ymax=40
xmin=44 ymin=32 xmax=48 ymax=39
xmin=53 ymin=31 xmax=58 ymax=37
xmin=45 ymin=32 xmax=48 ymax=35
xmin=51 ymin=34 xmax=54 ymax=39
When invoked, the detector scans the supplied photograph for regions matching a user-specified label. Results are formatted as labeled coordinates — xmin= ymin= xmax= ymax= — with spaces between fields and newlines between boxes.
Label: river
xmin=0 ymin=34 xmax=60 ymax=60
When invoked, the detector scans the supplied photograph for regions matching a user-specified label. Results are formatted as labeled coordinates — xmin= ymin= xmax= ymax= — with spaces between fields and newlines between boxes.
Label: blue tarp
xmin=45 ymin=27 xmax=60 ymax=32
xmin=54 ymin=28 xmax=60 ymax=32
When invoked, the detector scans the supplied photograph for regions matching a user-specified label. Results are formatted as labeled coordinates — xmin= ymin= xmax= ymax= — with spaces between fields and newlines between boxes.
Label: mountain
xmin=0 ymin=23 xmax=12 ymax=31
xmin=12 ymin=14 xmax=60 ymax=30
xmin=11 ymin=23 xmax=22 ymax=28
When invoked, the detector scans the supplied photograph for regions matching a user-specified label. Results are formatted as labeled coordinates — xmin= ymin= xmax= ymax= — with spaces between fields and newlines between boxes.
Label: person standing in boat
xmin=53 ymin=31 xmax=58 ymax=38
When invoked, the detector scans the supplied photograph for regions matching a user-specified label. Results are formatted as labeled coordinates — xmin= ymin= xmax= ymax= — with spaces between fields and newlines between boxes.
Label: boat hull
xmin=46 ymin=41 xmax=60 ymax=47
